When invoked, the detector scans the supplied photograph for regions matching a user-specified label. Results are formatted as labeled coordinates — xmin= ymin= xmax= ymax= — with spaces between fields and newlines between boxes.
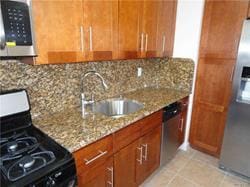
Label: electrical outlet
xmin=137 ymin=67 xmax=142 ymax=77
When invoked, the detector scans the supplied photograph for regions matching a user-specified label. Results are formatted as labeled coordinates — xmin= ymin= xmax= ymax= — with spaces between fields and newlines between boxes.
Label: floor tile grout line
xmin=218 ymin=173 xmax=226 ymax=187
xmin=166 ymin=151 xmax=194 ymax=186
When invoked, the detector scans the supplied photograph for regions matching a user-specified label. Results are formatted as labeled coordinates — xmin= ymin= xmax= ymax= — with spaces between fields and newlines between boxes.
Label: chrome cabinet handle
xmin=84 ymin=150 xmax=107 ymax=165
xmin=141 ymin=33 xmax=144 ymax=52
xmin=179 ymin=118 xmax=184 ymax=132
xmin=162 ymin=35 xmax=166 ymax=52
xmin=107 ymin=167 xmax=113 ymax=187
xmin=80 ymin=26 xmax=84 ymax=52
xmin=230 ymin=66 xmax=235 ymax=82
xmin=137 ymin=147 xmax=143 ymax=164
xmin=89 ymin=26 xmax=93 ymax=51
xmin=145 ymin=34 xmax=148 ymax=52
xmin=142 ymin=144 xmax=148 ymax=161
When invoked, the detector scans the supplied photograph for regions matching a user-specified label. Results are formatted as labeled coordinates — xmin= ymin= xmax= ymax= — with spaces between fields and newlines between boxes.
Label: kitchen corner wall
xmin=0 ymin=58 xmax=194 ymax=118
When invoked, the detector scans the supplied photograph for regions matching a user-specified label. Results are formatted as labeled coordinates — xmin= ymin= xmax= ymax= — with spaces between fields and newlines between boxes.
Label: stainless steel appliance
xmin=219 ymin=19 xmax=250 ymax=178
xmin=0 ymin=0 xmax=36 ymax=57
xmin=160 ymin=102 xmax=181 ymax=166
xmin=0 ymin=89 xmax=77 ymax=186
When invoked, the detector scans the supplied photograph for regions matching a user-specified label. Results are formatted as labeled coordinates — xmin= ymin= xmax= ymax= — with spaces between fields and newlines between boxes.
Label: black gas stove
xmin=0 ymin=89 xmax=77 ymax=187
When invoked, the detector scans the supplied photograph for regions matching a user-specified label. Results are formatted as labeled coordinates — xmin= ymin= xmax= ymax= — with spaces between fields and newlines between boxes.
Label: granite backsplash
xmin=0 ymin=58 xmax=194 ymax=118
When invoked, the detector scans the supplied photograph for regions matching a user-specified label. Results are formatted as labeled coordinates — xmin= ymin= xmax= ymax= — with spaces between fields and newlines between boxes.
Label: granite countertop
xmin=33 ymin=87 xmax=190 ymax=153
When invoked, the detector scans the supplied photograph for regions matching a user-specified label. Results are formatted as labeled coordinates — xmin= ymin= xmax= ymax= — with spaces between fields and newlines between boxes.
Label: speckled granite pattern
xmin=0 ymin=58 xmax=194 ymax=118
xmin=33 ymin=87 xmax=190 ymax=152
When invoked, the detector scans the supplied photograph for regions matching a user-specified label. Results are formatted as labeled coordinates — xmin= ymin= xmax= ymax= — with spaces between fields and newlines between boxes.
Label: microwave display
xmin=1 ymin=0 xmax=32 ymax=46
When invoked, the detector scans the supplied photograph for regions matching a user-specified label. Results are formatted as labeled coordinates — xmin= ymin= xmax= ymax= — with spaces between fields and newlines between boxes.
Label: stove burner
xmin=18 ymin=155 xmax=35 ymax=169
xmin=7 ymin=141 xmax=18 ymax=153
xmin=6 ymin=151 xmax=56 ymax=181
xmin=0 ymin=135 xmax=38 ymax=160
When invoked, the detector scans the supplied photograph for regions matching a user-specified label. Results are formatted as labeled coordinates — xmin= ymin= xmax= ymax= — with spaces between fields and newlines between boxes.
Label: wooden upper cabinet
xmin=199 ymin=0 xmax=249 ymax=59
xmin=118 ymin=0 xmax=143 ymax=59
xmin=31 ymin=0 xmax=177 ymax=64
xmin=248 ymin=1 xmax=250 ymax=18
xmin=32 ymin=0 xmax=84 ymax=64
xmin=157 ymin=0 xmax=177 ymax=57
xmin=83 ymin=0 xmax=118 ymax=61
xmin=141 ymin=0 xmax=160 ymax=58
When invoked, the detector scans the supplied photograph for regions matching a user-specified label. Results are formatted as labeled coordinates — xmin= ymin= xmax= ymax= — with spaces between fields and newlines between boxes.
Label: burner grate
xmin=5 ymin=151 xmax=56 ymax=181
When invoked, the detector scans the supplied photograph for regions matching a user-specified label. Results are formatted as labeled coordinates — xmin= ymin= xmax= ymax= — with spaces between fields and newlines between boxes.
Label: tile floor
xmin=141 ymin=147 xmax=250 ymax=187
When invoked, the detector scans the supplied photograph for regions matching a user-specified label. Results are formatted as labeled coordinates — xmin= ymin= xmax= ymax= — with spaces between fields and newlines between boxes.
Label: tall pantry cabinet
xmin=189 ymin=0 xmax=249 ymax=157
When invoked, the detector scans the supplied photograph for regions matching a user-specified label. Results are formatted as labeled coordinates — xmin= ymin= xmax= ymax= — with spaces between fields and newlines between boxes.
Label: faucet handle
xmin=81 ymin=93 xmax=85 ymax=100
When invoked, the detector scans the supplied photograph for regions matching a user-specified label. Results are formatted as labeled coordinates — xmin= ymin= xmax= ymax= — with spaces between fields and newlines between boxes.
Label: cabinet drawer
xmin=113 ymin=120 xmax=141 ymax=153
xmin=140 ymin=110 xmax=163 ymax=136
xmin=73 ymin=135 xmax=113 ymax=170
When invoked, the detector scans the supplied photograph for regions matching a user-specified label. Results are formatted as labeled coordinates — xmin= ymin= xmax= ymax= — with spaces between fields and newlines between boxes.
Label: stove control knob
xmin=46 ymin=177 xmax=56 ymax=187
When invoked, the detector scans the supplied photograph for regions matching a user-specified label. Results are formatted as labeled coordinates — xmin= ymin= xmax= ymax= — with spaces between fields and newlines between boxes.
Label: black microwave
xmin=0 ymin=0 xmax=36 ymax=57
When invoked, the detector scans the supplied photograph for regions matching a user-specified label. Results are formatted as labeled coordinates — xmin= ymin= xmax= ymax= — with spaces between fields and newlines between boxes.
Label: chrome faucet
xmin=80 ymin=70 xmax=108 ymax=117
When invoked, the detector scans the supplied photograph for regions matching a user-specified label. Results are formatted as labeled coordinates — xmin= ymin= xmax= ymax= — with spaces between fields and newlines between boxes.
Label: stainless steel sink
xmin=92 ymin=98 xmax=144 ymax=118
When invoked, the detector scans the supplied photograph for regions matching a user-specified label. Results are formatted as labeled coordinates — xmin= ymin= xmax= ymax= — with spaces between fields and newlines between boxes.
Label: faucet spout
xmin=81 ymin=70 xmax=109 ymax=92
xmin=80 ymin=70 xmax=108 ymax=117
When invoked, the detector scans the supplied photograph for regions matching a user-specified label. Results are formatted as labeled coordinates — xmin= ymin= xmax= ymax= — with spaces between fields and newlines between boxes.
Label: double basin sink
xmin=92 ymin=98 xmax=144 ymax=118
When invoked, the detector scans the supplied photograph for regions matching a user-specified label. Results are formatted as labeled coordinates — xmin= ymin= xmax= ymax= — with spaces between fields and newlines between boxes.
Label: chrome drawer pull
xmin=142 ymin=144 xmax=148 ymax=161
xmin=107 ymin=167 xmax=114 ymax=187
xmin=84 ymin=150 xmax=107 ymax=165
xmin=137 ymin=147 xmax=143 ymax=165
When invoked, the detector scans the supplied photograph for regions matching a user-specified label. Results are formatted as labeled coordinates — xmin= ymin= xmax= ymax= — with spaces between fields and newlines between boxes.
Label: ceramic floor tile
xmin=141 ymin=170 xmax=175 ymax=187
xmin=141 ymin=147 xmax=249 ymax=187
xmin=178 ymin=159 xmax=225 ymax=187
xmin=168 ymin=175 xmax=199 ymax=187
xmin=193 ymin=150 xmax=217 ymax=163
xmin=220 ymin=173 xmax=250 ymax=187
xmin=164 ymin=153 xmax=191 ymax=173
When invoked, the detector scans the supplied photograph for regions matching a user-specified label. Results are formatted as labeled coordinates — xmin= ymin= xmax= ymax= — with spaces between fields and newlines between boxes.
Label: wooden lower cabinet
xmin=77 ymin=157 xmax=113 ymax=187
xmin=74 ymin=110 xmax=162 ymax=187
xmin=136 ymin=126 xmax=161 ymax=184
xmin=115 ymin=126 xmax=161 ymax=187
xmin=114 ymin=140 xmax=139 ymax=187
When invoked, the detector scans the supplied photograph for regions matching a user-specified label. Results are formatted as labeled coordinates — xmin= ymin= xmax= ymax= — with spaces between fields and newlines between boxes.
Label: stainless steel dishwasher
xmin=160 ymin=102 xmax=182 ymax=166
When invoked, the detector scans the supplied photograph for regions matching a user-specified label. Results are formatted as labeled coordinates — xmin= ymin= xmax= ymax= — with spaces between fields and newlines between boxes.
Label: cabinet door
xmin=77 ymin=157 xmax=113 ymax=187
xmin=248 ymin=2 xmax=250 ymax=18
xmin=83 ymin=0 xmax=118 ymax=61
xmin=141 ymin=0 xmax=160 ymax=58
xmin=32 ymin=0 xmax=84 ymax=64
xmin=157 ymin=0 xmax=177 ymax=57
xmin=199 ymin=0 xmax=248 ymax=59
xmin=190 ymin=58 xmax=235 ymax=157
xmin=114 ymin=140 xmax=139 ymax=187
xmin=136 ymin=126 xmax=161 ymax=185
xmin=118 ymin=0 xmax=143 ymax=59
